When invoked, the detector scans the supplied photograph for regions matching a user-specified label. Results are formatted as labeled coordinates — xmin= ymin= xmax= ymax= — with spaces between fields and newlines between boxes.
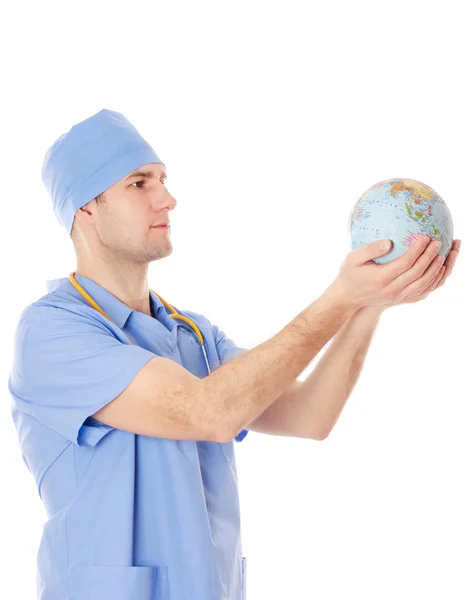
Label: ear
xmin=74 ymin=202 xmax=95 ymax=224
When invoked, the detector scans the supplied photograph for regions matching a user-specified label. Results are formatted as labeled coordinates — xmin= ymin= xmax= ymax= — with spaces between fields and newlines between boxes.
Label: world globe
xmin=348 ymin=178 xmax=454 ymax=265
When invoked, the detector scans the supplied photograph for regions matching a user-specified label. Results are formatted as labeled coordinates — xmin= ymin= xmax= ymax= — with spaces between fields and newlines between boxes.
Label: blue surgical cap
xmin=42 ymin=108 xmax=164 ymax=235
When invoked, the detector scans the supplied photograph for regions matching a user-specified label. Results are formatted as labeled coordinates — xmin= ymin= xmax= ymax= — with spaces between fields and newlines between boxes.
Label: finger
xmin=349 ymin=239 xmax=394 ymax=266
xmin=405 ymin=264 xmax=446 ymax=302
xmin=382 ymin=235 xmax=432 ymax=281
xmin=440 ymin=250 xmax=458 ymax=279
xmin=443 ymin=250 xmax=458 ymax=270
xmin=388 ymin=239 xmax=442 ymax=294
xmin=436 ymin=251 xmax=458 ymax=288
xmin=452 ymin=239 xmax=462 ymax=253
xmin=439 ymin=245 xmax=460 ymax=284
xmin=442 ymin=240 xmax=461 ymax=272
xmin=399 ymin=251 xmax=444 ymax=298
xmin=430 ymin=265 xmax=448 ymax=292
xmin=426 ymin=263 xmax=446 ymax=292
xmin=446 ymin=264 xmax=455 ymax=280
xmin=444 ymin=240 xmax=461 ymax=269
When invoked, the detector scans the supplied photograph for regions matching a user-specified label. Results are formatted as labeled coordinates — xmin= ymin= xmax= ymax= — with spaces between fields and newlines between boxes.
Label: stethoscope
xmin=68 ymin=272 xmax=212 ymax=375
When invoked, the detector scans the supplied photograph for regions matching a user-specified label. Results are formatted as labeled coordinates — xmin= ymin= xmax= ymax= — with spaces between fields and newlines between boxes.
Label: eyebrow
xmin=125 ymin=169 xmax=168 ymax=181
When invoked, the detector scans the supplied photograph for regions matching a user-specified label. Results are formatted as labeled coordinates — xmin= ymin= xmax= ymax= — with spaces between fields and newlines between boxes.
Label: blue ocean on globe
xmin=348 ymin=178 xmax=454 ymax=264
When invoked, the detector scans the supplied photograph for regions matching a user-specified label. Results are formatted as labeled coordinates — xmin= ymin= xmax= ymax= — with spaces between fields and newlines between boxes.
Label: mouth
xmin=151 ymin=224 xmax=170 ymax=229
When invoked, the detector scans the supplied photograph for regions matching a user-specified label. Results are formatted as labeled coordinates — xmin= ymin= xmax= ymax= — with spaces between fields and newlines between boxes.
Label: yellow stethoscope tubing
xmin=68 ymin=272 xmax=211 ymax=374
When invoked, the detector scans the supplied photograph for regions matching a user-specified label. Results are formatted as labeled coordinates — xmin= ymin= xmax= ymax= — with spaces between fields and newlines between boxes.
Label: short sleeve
xmin=8 ymin=305 xmax=158 ymax=447
xmin=212 ymin=322 xmax=250 ymax=443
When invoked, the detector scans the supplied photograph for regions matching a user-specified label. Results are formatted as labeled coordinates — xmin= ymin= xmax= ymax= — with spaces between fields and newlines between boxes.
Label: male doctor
xmin=8 ymin=108 xmax=460 ymax=600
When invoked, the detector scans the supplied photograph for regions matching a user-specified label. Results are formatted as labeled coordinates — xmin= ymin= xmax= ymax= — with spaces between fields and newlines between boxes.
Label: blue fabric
xmin=8 ymin=275 xmax=249 ymax=600
xmin=41 ymin=108 xmax=164 ymax=235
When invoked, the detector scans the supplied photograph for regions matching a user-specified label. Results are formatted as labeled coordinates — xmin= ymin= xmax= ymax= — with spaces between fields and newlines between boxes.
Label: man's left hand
xmin=387 ymin=239 xmax=461 ymax=307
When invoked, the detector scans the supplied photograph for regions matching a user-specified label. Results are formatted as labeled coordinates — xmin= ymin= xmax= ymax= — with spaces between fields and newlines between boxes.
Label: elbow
xmin=215 ymin=432 xmax=233 ymax=444
xmin=298 ymin=419 xmax=330 ymax=441
xmin=214 ymin=424 xmax=238 ymax=444
xmin=202 ymin=416 xmax=235 ymax=444
xmin=313 ymin=427 xmax=330 ymax=441
xmin=202 ymin=402 xmax=242 ymax=444
xmin=212 ymin=417 xmax=245 ymax=444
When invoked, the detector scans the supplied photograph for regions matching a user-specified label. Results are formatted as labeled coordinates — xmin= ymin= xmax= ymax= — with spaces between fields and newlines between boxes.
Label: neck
xmin=75 ymin=258 xmax=152 ymax=316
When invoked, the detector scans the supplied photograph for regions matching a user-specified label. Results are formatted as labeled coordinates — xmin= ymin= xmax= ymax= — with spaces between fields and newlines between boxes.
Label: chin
xmin=150 ymin=245 xmax=173 ymax=261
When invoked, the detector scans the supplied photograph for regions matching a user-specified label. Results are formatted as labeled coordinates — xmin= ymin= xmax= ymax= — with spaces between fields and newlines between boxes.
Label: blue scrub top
xmin=8 ymin=275 xmax=249 ymax=600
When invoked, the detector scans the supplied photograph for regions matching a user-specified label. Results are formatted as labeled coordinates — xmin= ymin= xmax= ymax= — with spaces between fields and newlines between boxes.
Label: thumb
xmin=353 ymin=239 xmax=393 ymax=264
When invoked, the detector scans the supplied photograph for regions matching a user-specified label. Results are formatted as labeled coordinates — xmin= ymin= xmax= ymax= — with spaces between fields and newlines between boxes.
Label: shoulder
xmin=11 ymin=293 xmax=122 ymax=354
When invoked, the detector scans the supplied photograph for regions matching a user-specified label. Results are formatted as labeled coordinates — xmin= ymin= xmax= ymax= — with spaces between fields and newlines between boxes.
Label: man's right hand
xmin=326 ymin=234 xmax=444 ymax=311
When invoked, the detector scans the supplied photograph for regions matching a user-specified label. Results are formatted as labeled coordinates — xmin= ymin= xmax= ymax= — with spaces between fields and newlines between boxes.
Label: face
xmin=78 ymin=162 xmax=177 ymax=264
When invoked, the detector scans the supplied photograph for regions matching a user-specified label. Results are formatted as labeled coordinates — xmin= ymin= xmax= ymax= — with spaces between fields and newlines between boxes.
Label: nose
xmin=153 ymin=184 xmax=177 ymax=212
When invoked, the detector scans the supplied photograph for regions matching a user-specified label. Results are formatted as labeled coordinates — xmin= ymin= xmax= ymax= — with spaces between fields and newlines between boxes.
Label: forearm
xmin=200 ymin=290 xmax=357 ymax=441
xmin=295 ymin=305 xmax=384 ymax=439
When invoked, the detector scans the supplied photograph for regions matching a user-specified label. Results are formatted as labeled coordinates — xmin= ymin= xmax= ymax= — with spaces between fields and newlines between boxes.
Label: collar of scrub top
xmin=68 ymin=271 xmax=211 ymax=374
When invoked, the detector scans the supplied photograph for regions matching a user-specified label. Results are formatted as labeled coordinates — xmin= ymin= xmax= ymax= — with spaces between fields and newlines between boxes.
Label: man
xmin=8 ymin=108 xmax=460 ymax=600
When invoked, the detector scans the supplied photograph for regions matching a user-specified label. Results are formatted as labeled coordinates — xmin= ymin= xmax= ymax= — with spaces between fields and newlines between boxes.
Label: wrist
xmin=320 ymin=283 xmax=360 ymax=320
xmin=356 ymin=304 xmax=386 ymax=317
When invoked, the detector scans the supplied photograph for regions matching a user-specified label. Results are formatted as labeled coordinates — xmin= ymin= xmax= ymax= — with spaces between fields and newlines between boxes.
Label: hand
xmin=385 ymin=239 xmax=461 ymax=307
xmin=327 ymin=234 xmax=451 ymax=311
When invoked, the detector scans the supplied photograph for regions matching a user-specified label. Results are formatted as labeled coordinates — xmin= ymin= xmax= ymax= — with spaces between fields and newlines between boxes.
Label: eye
xmin=131 ymin=179 xmax=166 ymax=188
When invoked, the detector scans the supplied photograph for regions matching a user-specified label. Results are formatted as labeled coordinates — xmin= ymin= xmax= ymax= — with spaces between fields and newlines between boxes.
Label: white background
xmin=1 ymin=1 xmax=475 ymax=598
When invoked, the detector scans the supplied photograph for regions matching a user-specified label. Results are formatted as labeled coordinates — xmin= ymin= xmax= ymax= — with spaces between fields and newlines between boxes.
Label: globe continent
xmin=349 ymin=178 xmax=454 ymax=265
